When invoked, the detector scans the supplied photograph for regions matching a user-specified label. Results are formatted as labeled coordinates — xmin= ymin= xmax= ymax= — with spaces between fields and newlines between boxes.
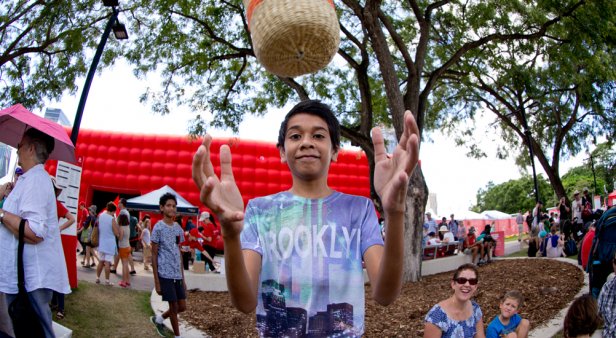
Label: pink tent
xmin=608 ymin=190 xmax=616 ymax=207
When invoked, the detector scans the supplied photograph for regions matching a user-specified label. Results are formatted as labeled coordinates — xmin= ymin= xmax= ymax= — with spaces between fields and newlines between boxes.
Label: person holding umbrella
xmin=0 ymin=127 xmax=71 ymax=337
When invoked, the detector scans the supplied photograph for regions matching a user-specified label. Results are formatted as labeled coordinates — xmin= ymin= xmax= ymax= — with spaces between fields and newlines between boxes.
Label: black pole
xmin=520 ymin=111 xmax=540 ymax=202
xmin=589 ymin=154 xmax=598 ymax=195
xmin=70 ymin=8 xmax=119 ymax=145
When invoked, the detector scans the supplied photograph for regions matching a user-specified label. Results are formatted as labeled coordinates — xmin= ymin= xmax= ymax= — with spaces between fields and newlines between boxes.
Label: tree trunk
xmin=403 ymin=167 xmax=429 ymax=282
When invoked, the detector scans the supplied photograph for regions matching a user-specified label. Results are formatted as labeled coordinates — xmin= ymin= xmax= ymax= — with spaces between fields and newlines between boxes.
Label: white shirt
xmin=572 ymin=199 xmax=583 ymax=223
xmin=442 ymin=231 xmax=455 ymax=243
xmin=0 ymin=164 xmax=70 ymax=294
xmin=141 ymin=227 xmax=151 ymax=245
xmin=427 ymin=238 xmax=440 ymax=246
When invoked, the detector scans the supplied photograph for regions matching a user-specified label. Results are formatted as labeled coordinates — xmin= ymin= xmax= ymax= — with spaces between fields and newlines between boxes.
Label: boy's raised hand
xmin=371 ymin=110 xmax=419 ymax=215
xmin=192 ymin=134 xmax=245 ymax=238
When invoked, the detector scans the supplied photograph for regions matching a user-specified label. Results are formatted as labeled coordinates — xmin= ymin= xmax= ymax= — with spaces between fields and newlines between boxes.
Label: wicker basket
xmin=245 ymin=0 xmax=340 ymax=78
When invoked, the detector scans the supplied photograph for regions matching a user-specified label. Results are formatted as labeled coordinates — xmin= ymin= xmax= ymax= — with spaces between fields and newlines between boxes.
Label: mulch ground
xmin=183 ymin=259 xmax=583 ymax=337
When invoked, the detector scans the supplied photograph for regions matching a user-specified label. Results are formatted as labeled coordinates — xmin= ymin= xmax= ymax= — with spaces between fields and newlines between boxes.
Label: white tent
xmin=451 ymin=210 xmax=487 ymax=220
xmin=125 ymin=185 xmax=199 ymax=216
xmin=480 ymin=210 xmax=513 ymax=220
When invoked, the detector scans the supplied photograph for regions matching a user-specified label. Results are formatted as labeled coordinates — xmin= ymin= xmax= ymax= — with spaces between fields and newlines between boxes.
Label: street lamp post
xmin=70 ymin=4 xmax=128 ymax=146
xmin=520 ymin=110 xmax=540 ymax=203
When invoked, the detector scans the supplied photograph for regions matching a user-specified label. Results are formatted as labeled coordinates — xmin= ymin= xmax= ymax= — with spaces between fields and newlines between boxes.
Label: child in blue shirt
xmin=486 ymin=290 xmax=530 ymax=338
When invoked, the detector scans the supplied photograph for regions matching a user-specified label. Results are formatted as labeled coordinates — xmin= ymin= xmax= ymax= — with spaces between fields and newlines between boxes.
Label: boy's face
xmin=499 ymin=297 xmax=520 ymax=319
xmin=160 ymin=199 xmax=177 ymax=219
xmin=280 ymin=113 xmax=338 ymax=182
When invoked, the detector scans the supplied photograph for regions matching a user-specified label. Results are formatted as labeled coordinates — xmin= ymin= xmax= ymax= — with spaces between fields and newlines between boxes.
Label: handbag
xmin=90 ymin=223 xmax=99 ymax=247
xmin=80 ymin=222 xmax=92 ymax=244
xmin=8 ymin=219 xmax=45 ymax=337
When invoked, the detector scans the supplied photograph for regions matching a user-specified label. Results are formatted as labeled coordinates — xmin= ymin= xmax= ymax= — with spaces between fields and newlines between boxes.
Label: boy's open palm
xmin=192 ymin=134 xmax=245 ymax=238
xmin=372 ymin=111 xmax=419 ymax=214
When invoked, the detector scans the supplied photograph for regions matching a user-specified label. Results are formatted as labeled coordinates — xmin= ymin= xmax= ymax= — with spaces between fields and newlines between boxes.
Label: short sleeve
xmin=359 ymin=198 xmax=384 ymax=256
xmin=425 ymin=304 xmax=448 ymax=332
xmin=473 ymin=302 xmax=483 ymax=322
xmin=151 ymin=224 xmax=160 ymax=244
xmin=56 ymin=201 xmax=69 ymax=219
xmin=240 ymin=201 xmax=263 ymax=256
xmin=178 ymin=225 xmax=185 ymax=242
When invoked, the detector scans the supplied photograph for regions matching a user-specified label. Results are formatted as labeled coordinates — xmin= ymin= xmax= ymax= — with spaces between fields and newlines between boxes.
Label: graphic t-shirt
xmin=241 ymin=191 xmax=384 ymax=337
xmin=151 ymin=220 xmax=184 ymax=279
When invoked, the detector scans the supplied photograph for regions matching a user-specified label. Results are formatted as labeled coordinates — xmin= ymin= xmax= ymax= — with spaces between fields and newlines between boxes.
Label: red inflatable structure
xmin=45 ymin=129 xmax=372 ymax=288
xmin=46 ymin=129 xmax=371 ymax=207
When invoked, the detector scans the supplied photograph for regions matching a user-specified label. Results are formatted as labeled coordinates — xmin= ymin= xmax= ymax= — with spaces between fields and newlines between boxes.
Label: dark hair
xmin=209 ymin=213 xmax=217 ymax=225
xmin=501 ymin=290 xmax=525 ymax=308
xmin=117 ymin=213 xmax=129 ymax=226
xmin=106 ymin=201 xmax=117 ymax=212
xmin=276 ymin=100 xmax=340 ymax=152
xmin=453 ymin=263 xmax=479 ymax=280
xmin=141 ymin=215 xmax=150 ymax=222
xmin=24 ymin=128 xmax=55 ymax=163
xmin=159 ymin=192 xmax=177 ymax=207
xmin=563 ymin=294 xmax=602 ymax=338
xmin=119 ymin=198 xmax=127 ymax=207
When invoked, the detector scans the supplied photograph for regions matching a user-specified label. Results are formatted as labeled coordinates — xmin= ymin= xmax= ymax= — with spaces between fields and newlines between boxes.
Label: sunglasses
xmin=453 ymin=277 xmax=478 ymax=285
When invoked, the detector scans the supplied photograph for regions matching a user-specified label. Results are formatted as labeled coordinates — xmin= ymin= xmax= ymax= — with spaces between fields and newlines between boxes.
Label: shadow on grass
xmin=60 ymin=281 xmax=173 ymax=337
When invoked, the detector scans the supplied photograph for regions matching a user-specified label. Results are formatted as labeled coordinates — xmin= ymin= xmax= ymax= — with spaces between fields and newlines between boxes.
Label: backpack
xmin=588 ymin=206 xmax=616 ymax=297
xmin=526 ymin=214 xmax=533 ymax=227
xmin=528 ymin=240 xmax=538 ymax=257
xmin=582 ymin=201 xmax=593 ymax=218
xmin=564 ymin=238 xmax=577 ymax=256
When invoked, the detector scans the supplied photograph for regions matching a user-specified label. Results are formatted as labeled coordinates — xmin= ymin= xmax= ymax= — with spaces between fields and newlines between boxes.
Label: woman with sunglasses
xmin=424 ymin=263 xmax=485 ymax=338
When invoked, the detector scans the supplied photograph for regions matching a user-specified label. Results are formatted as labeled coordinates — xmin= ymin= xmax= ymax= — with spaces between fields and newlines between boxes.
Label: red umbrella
xmin=0 ymin=104 xmax=76 ymax=163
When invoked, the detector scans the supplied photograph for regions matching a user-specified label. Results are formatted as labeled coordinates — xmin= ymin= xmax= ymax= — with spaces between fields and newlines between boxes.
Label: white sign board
xmin=55 ymin=161 xmax=83 ymax=236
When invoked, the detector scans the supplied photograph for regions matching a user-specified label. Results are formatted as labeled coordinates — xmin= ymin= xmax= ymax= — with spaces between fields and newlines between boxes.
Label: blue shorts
xmin=158 ymin=276 xmax=186 ymax=302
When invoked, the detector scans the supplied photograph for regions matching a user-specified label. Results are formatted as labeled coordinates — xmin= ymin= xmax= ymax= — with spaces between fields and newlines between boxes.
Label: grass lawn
xmin=61 ymin=281 xmax=173 ymax=338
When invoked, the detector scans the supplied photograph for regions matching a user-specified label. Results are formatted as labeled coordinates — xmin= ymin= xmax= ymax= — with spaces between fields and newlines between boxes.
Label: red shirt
xmin=56 ymin=200 xmax=69 ymax=220
xmin=180 ymin=238 xmax=205 ymax=252
xmin=201 ymin=223 xmax=224 ymax=250
xmin=581 ymin=228 xmax=595 ymax=270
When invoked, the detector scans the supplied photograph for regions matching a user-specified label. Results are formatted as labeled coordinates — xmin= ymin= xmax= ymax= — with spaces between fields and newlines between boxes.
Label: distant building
xmin=427 ymin=192 xmax=438 ymax=215
xmin=0 ymin=144 xmax=11 ymax=178
xmin=0 ymin=144 xmax=16 ymax=185
xmin=44 ymin=107 xmax=71 ymax=127
xmin=380 ymin=127 xmax=398 ymax=154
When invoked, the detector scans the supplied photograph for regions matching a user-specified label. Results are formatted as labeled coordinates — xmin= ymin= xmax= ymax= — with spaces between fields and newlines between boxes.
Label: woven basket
xmin=245 ymin=0 xmax=340 ymax=78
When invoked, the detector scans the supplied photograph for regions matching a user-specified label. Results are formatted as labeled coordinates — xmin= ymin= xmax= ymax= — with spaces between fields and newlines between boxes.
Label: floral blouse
xmin=425 ymin=301 xmax=483 ymax=338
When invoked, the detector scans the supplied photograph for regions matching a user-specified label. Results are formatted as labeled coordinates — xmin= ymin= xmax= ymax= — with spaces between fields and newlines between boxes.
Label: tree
xmin=472 ymin=176 xmax=555 ymax=214
xmin=428 ymin=0 xmax=616 ymax=203
xmin=0 ymin=1 xmax=119 ymax=109
xmin=122 ymin=0 xmax=594 ymax=281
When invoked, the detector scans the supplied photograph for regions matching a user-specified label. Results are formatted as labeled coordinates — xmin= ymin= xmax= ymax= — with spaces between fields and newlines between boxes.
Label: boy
xmin=150 ymin=193 xmax=186 ymax=338
xmin=192 ymin=100 xmax=419 ymax=336
xmin=486 ymin=290 xmax=530 ymax=338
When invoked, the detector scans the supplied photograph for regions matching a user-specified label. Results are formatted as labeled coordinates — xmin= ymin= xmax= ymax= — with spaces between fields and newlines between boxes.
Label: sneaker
xmin=150 ymin=316 xmax=165 ymax=337
xmin=110 ymin=269 xmax=117 ymax=274
xmin=129 ymin=270 xmax=137 ymax=275
xmin=56 ymin=310 xmax=65 ymax=320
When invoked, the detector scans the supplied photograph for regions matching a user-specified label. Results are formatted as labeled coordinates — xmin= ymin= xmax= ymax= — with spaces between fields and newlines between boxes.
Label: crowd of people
xmin=422 ymin=212 xmax=499 ymax=266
